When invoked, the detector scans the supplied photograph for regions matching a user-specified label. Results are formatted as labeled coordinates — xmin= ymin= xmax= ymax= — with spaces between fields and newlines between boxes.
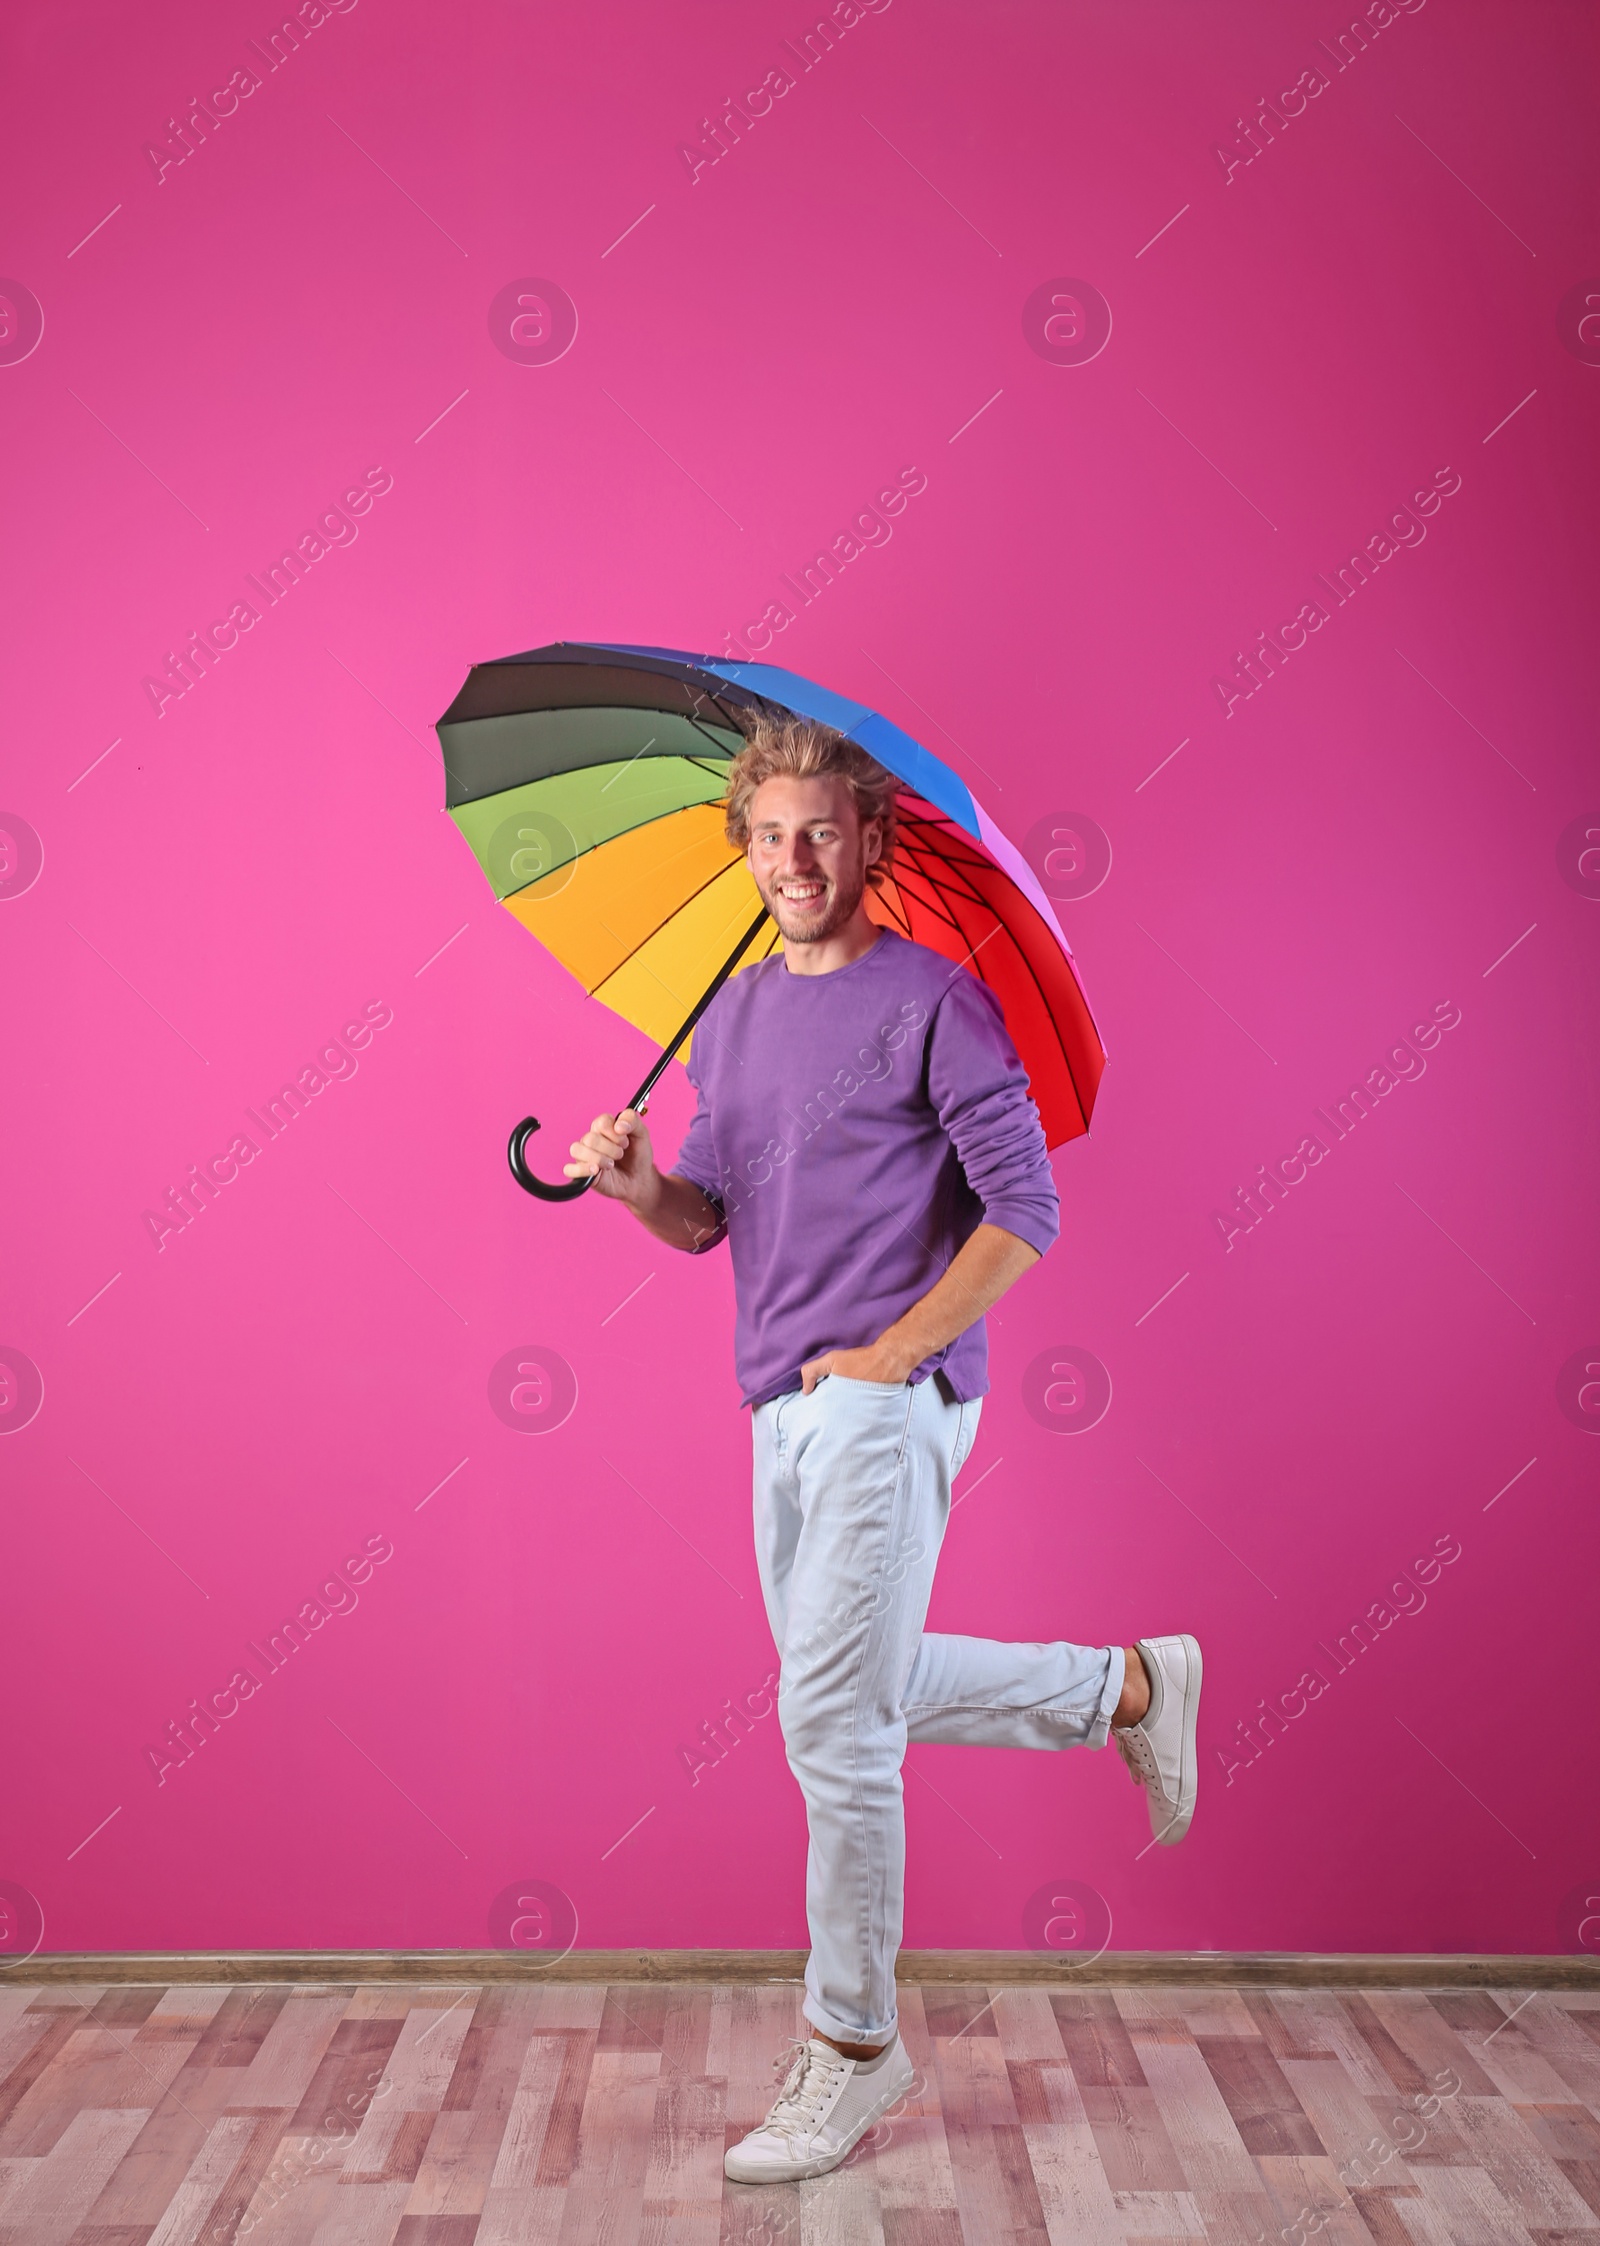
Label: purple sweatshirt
xmin=671 ymin=929 xmax=1060 ymax=1409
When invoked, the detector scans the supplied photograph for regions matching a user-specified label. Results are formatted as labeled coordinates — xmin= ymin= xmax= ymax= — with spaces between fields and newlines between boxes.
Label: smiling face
xmin=746 ymin=774 xmax=884 ymax=946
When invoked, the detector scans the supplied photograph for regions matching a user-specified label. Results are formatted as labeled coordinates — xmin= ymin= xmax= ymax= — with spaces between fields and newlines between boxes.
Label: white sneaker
xmin=724 ymin=2033 xmax=918 ymax=2183
xmin=1113 ymin=1633 xmax=1202 ymax=1845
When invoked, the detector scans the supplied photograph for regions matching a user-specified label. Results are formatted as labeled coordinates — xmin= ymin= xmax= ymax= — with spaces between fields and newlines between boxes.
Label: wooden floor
xmin=1 ymin=1979 xmax=1598 ymax=2245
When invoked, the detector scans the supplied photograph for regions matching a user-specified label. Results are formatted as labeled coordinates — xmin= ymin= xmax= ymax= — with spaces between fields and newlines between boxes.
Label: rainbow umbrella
xmin=435 ymin=642 xmax=1107 ymax=1201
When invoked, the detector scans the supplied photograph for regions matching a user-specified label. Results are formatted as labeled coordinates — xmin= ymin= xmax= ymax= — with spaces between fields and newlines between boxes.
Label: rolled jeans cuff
xmin=804 ymin=1994 xmax=899 ymax=2047
xmin=1087 ymin=1644 xmax=1127 ymax=1752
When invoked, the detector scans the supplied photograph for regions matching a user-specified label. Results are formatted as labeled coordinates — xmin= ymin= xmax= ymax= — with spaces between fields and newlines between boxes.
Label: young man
xmin=567 ymin=716 xmax=1202 ymax=2186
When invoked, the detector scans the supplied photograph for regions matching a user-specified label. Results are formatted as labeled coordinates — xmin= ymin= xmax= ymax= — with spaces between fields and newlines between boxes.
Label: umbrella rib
xmin=902 ymin=829 xmax=986 ymax=875
xmin=978 ymin=899 xmax=1087 ymax=1132
xmin=665 ymin=666 xmax=764 ymax=747
xmin=884 ymin=858 xmax=982 ymax=946
xmin=903 ymin=855 xmax=1013 ymax=969
xmin=589 ymin=854 xmax=755 ymax=1000
xmin=915 ymin=840 xmax=1084 ymax=1120
xmin=871 ymin=838 xmax=990 ymax=950
xmin=895 ymin=846 xmax=993 ymax=917
xmin=683 ymin=712 xmax=741 ymax=757
xmin=897 ymin=846 xmax=1039 ymax=984
xmin=892 ymin=850 xmax=1087 ymax=1131
xmin=496 ymin=781 xmax=731 ymax=902
xmin=897 ymin=888 xmax=971 ymax=953
xmin=888 ymin=873 xmax=1014 ymax=1004
xmin=894 ymin=831 xmax=979 ymax=898
xmin=870 ymin=883 xmax=914 ymax=937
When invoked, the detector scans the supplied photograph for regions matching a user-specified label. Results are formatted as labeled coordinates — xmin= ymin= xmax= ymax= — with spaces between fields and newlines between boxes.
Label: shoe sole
xmin=723 ymin=2063 xmax=917 ymax=2182
xmin=1144 ymin=1632 xmax=1202 ymax=1846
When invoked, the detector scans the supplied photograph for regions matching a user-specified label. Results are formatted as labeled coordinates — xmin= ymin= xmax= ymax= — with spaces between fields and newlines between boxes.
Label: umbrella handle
xmin=507 ymin=1116 xmax=596 ymax=1201
xmin=505 ymin=904 xmax=770 ymax=1207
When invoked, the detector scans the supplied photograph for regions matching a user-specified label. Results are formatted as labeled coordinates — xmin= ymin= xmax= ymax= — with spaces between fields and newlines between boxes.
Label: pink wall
xmin=3 ymin=0 xmax=1597 ymax=1964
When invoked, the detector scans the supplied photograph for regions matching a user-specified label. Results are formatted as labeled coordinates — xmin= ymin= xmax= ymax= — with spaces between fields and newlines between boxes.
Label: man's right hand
xmin=565 ymin=1108 xmax=658 ymax=1205
xmin=565 ymin=1111 xmax=723 ymax=1252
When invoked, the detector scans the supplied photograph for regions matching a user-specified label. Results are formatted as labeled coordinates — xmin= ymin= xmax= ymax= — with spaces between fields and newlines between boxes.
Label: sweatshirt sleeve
xmin=925 ymin=972 xmax=1060 ymax=1257
xmin=667 ymin=1046 xmax=728 ymax=1253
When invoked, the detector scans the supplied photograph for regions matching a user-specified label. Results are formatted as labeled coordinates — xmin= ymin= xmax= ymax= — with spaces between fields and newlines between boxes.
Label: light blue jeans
xmin=752 ymin=1371 xmax=1125 ymax=2046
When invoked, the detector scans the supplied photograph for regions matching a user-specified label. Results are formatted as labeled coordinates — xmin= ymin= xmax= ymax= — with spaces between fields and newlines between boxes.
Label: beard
xmin=755 ymin=854 xmax=870 ymax=945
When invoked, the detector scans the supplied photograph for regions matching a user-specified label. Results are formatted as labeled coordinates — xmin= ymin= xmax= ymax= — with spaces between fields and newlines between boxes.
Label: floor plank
xmin=140 ymin=2110 xmax=263 ymax=2246
xmin=1445 ymin=2096 xmax=1600 ymax=2234
xmin=1194 ymin=2035 xmax=1325 ymax=2158
xmin=1132 ymin=2026 xmax=1263 ymax=2195
xmin=0 ymin=2105 xmax=150 ymax=2245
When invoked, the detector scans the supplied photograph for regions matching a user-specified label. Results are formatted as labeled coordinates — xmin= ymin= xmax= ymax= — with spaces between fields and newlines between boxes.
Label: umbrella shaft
xmin=626 ymin=905 xmax=769 ymax=1114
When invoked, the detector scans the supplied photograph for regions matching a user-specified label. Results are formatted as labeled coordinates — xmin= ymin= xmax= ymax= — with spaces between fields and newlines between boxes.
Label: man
xmin=567 ymin=714 xmax=1202 ymax=2186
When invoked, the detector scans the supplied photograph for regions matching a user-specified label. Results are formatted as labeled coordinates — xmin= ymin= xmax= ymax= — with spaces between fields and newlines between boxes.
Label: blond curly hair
xmin=721 ymin=713 xmax=898 ymax=882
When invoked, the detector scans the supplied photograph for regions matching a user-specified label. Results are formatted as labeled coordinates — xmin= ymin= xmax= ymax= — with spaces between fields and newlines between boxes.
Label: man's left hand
xmin=800 ymin=1341 xmax=913 ymax=1394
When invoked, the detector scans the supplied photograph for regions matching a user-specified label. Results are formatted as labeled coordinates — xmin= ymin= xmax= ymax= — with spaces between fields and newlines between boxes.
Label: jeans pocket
xmin=950 ymin=1399 xmax=983 ymax=1477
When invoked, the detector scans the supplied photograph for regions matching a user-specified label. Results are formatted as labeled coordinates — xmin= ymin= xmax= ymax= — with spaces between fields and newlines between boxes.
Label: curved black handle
xmin=505 ymin=903 xmax=770 ymax=1211
xmin=507 ymin=1116 xmax=595 ymax=1201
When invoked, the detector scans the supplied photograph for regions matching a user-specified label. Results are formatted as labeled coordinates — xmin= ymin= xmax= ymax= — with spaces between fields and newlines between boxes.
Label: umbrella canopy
xmin=436 ymin=642 xmax=1107 ymax=1150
